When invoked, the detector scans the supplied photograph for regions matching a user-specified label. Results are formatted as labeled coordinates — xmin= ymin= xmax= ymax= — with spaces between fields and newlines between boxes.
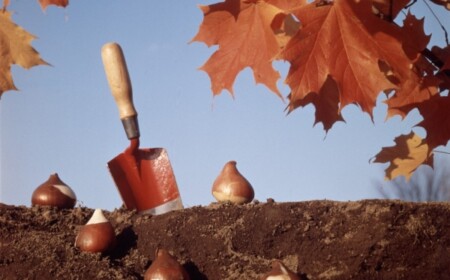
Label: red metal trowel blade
xmin=107 ymin=151 xmax=140 ymax=209
xmin=107 ymin=147 xmax=180 ymax=212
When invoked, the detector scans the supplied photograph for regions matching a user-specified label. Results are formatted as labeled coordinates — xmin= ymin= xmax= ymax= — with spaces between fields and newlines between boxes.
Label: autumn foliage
xmin=0 ymin=0 xmax=66 ymax=96
xmin=1 ymin=0 xmax=450 ymax=181
xmin=191 ymin=0 xmax=450 ymax=180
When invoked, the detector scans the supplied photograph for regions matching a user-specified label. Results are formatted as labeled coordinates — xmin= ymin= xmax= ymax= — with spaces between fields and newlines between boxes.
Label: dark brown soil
xmin=1 ymin=199 xmax=450 ymax=279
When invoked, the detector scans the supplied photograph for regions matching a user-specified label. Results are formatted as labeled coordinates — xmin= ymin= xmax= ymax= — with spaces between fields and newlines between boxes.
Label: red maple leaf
xmin=432 ymin=45 xmax=450 ymax=70
xmin=383 ymin=13 xmax=440 ymax=118
xmin=440 ymin=49 xmax=450 ymax=71
xmin=371 ymin=0 xmax=411 ymax=19
xmin=415 ymin=95 xmax=450 ymax=150
xmin=401 ymin=12 xmax=431 ymax=62
xmin=444 ymin=58 xmax=450 ymax=71
xmin=431 ymin=45 xmax=450 ymax=92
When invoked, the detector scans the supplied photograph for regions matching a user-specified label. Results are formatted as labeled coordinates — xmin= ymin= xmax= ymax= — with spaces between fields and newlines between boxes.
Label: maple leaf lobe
xmin=373 ymin=132 xmax=432 ymax=180
xmin=39 ymin=0 xmax=69 ymax=11
xmin=192 ymin=0 xmax=292 ymax=98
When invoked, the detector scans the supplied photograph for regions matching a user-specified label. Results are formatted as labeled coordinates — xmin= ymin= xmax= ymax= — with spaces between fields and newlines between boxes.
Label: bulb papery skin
xmin=144 ymin=249 xmax=190 ymax=280
xmin=31 ymin=173 xmax=76 ymax=209
xmin=75 ymin=209 xmax=116 ymax=253
xmin=212 ymin=161 xmax=254 ymax=204
xmin=266 ymin=276 xmax=291 ymax=280
xmin=53 ymin=184 xmax=76 ymax=200
xmin=212 ymin=187 xmax=249 ymax=204
xmin=87 ymin=209 xmax=109 ymax=225
xmin=260 ymin=260 xmax=300 ymax=280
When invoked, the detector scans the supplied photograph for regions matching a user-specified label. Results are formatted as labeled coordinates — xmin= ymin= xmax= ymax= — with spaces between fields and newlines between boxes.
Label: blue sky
xmin=1 ymin=1 xmax=449 ymax=210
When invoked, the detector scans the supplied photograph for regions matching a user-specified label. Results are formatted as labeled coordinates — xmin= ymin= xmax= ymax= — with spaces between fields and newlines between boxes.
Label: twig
xmin=433 ymin=150 xmax=450 ymax=155
xmin=405 ymin=0 xmax=418 ymax=9
xmin=393 ymin=1 xmax=448 ymax=73
xmin=421 ymin=48 xmax=444 ymax=68
xmin=423 ymin=0 xmax=449 ymax=45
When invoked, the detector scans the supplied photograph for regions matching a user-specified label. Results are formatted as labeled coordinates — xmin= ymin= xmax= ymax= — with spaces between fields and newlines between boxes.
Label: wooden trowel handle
xmin=102 ymin=42 xmax=139 ymax=139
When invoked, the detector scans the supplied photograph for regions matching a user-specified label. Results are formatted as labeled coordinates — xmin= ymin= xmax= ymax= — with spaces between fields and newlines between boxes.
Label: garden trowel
xmin=101 ymin=42 xmax=183 ymax=215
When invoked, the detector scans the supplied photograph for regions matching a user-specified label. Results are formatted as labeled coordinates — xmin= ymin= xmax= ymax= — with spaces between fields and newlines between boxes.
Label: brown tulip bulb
xmin=75 ymin=209 xmax=116 ymax=253
xmin=260 ymin=260 xmax=300 ymax=280
xmin=144 ymin=249 xmax=190 ymax=280
xmin=31 ymin=173 xmax=76 ymax=209
xmin=212 ymin=161 xmax=254 ymax=204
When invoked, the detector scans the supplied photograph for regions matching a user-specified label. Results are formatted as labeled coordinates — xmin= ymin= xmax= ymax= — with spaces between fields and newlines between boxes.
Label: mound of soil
xmin=1 ymin=199 xmax=449 ymax=279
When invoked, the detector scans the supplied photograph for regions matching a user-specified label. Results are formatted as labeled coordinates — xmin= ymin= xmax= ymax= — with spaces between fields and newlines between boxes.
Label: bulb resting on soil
xmin=144 ymin=248 xmax=190 ymax=280
xmin=212 ymin=160 xmax=254 ymax=204
xmin=31 ymin=173 xmax=76 ymax=209
xmin=75 ymin=209 xmax=116 ymax=253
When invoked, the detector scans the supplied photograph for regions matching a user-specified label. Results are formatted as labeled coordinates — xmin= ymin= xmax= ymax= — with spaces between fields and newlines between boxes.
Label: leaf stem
xmin=405 ymin=0 xmax=418 ymax=9
xmin=421 ymin=48 xmax=444 ymax=68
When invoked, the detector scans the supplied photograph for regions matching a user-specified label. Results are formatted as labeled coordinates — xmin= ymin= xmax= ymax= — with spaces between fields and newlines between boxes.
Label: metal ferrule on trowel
xmin=121 ymin=116 xmax=140 ymax=140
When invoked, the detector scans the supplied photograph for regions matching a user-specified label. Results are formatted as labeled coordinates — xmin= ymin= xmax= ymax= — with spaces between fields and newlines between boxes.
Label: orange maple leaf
xmin=38 ymin=0 xmax=69 ymax=10
xmin=280 ymin=0 xmax=412 ymax=118
xmin=266 ymin=0 xmax=306 ymax=11
xmin=385 ymin=74 xmax=440 ymax=118
xmin=0 ymin=11 xmax=48 ymax=97
xmin=373 ymin=132 xmax=432 ymax=180
xmin=288 ymin=75 xmax=344 ymax=132
xmin=191 ymin=0 xmax=302 ymax=98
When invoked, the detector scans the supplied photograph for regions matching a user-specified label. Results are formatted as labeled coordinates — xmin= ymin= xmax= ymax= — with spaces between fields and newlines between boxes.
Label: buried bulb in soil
xmin=31 ymin=173 xmax=77 ymax=209
xmin=212 ymin=160 xmax=254 ymax=204
xmin=144 ymin=249 xmax=190 ymax=280
xmin=75 ymin=209 xmax=116 ymax=253
xmin=260 ymin=260 xmax=300 ymax=280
